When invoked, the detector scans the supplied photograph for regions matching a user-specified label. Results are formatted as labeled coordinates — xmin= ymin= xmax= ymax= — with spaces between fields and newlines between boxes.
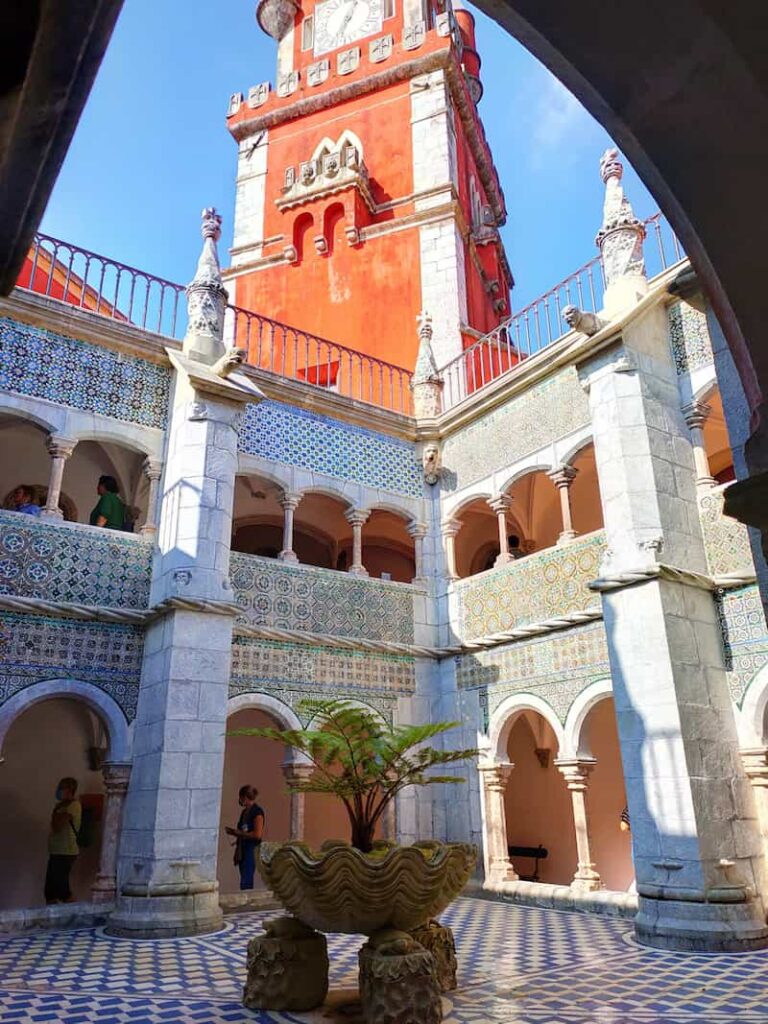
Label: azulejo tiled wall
xmin=440 ymin=367 xmax=590 ymax=491
xmin=230 ymin=552 xmax=416 ymax=643
xmin=455 ymin=532 xmax=606 ymax=642
xmin=0 ymin=612 xmax=143 ymax=720
xmin=698 ymin=489 xmax=754 ymax=577
xmin=455 ymin=621 xmax=610 ymax=732
xmin=0 ymin=511 xmax=152 ymax=609
xmin=229 ymin=636 xmax=417 ymax=724
xmin=0 ymin=317 xmax=171 ymax=429
xmin=237 ymin=399 xmax=422 ymax=498
xmin=717 ymin=584 xmax=768 ymax=704
xmin=668 ymin=302 xmax=713 ymax=375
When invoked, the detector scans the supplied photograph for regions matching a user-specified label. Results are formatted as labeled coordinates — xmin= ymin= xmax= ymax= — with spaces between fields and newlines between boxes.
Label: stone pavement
xmin=1 ymin=896 xmax=767 ymax=1023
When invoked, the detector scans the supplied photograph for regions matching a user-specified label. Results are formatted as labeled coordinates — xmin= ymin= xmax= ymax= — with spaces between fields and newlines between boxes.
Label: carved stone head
xmin=562 ymin=304 xmax=581 ymax=329
xmin=422 ymin=442 xmax=441 ymax=485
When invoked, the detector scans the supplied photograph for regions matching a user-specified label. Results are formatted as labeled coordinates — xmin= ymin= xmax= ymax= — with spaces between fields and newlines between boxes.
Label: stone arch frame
xmin=443 ymin=488 xmax=494 ymax=523
xmin=0 ymin=396 xmax=62 ymax=435
xmin=300 ymin=483 xmax=356 ymax=509
xmin=0 ymin=679 xmax=131 ymax=763
xmin=311 ymin=129 xmax=364 ymax=163
xmin=304 ymin=695 xmax=390 ymax=732
xmin=226 ymin=692 xmax=308 ymax=765
xmin=557 ymin=434 xmax=596 ymax=471
xmin=235 ymin=460 xmax=294 ymax=494
xmin=496 ymin=462 xmax=555 ymax=498
xmin=562 ymin=678 xmax=614 ymax=758
xmin=737 ymin=663 xmax=768 ymax=749
xmin=488 ymin=692 xmax=565 ymax=762
xmin=69 ymin=426 xmax=161 ymax=460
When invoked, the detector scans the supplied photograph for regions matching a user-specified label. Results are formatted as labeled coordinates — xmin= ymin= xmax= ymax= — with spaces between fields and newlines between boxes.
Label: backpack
xmin=69 ymin=802 xmax=98 ymax=849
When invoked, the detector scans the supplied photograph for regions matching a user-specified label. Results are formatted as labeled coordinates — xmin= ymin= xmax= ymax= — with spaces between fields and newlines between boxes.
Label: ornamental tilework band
xmin=455 ymin=622 xmax=610 ymax=731
xmin=230 ymin=552 xmax=415 ymax=642
xmin=237 ymin=399 xmax=422 ymax=497
xmin=0 ymin=316 xmax=171 ymax=429
xmin=716 ymin=584 xmax=768 ymax=704
xmin=455 ymin=532 xmax=606 ymax=642
xmin=668 ymin=302 xmax=713 ymax=375
xmin=440 ymin=367 xmax=590 ymax=491
xmin=698 ymin=488 xmax=754 ymax=577
xmin=0 ymin=612 xmax=143 ymax=720
xmin=0 ymin=510 xmax=152 ymax=609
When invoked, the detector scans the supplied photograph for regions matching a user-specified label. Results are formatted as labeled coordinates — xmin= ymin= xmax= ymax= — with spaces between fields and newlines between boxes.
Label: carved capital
xmin=478 ymin=761 xmax=514 ymax=793
xmin=102 ymin=762 xmax=132 ymax=796
xmin=555 ymin=757 xmax=596 ymax=790
xmin=682 ymin=400 xmax=711 ymax=431
xmin=143 ymin=457 xmax=162 ymax=482
xmin=279 ymin=491 xmax=303 ymax=511
xmin=407 ymin=520 xmax=428 ymax=539
xmin=548 ymin=465 xmax=578 ymax=489
xmin=47 ymin=435 xmax=77 ymax=460
xmin=345 ymin=507 xmax=370 ymax=528
xmin=440 ymin=517 xmax=462 ymax=538
xmin=487 ymin=494 xmax=512 ymax=515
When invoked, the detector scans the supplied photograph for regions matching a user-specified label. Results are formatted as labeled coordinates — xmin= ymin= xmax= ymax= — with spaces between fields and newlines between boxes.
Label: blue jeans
xmin=239 ymin=842 xmax=257 ymax=890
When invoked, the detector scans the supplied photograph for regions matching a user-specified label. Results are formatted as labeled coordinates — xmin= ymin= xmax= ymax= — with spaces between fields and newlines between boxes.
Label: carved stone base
xmin=359 ymin=929 xmax=442 ymax=1024
xmin=243 ymin=916 xmax=329 ymax=1011
xmin=410 ymin=919 xmax=457 ymax=991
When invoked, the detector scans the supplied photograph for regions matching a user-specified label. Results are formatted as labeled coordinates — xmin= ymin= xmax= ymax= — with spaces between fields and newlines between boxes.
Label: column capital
xmin=279 ymin=490 xmax=303 ymax=511
xmin=555 ymin=757 xmax=597 ymax=789
xmin=102 ymin=761 xmax=132 ymax=795
xmin=407 ymin=520 xmax=428 ymax=539
xmin=741 ymin=747 xmax=768 ymax=786
xmin=478 ymin=760 xmax=514 ymax=792
xmin=46 ymin=435 xmax=77 ymax=460
xmin=345 ymin=507 xmax=370 ymax=527
xmin=548 ymin=464 xmax=578 ymax=489
xmin=282 ymin=761 xmax=315 ymax=784
xmin=487 ymin=494 xmax=512 ymax=514
xmin=441 ymin=517 xmax=462 ymax=538
xmin=142 ymin=457 xmax=163 ymax=481
xmin=682 ymin=400 xmax=712 ymax=431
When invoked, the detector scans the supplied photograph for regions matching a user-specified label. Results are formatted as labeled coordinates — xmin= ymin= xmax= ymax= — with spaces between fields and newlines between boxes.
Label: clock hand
xmin=339 ymin=0 xmax=359 ymax=34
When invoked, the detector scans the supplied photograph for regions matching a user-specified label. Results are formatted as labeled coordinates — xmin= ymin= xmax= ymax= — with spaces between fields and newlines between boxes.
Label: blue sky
xmin=40 ymin=0 xmax=658 ymax=311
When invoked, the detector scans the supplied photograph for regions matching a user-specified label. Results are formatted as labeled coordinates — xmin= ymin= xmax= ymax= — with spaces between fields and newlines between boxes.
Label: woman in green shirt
xmin=89 ymin=475 xmax=125 ymax=530
xmin=45 ymin=777 xmax=81 ymax=903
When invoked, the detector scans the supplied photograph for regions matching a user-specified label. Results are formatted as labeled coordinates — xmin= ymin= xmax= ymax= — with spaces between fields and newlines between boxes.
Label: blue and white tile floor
xmin=1 ymin=897 xmax=768 ymax=1023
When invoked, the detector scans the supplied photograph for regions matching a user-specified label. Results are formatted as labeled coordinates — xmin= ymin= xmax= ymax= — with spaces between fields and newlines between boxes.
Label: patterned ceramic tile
xmin=238 ymin=400 xmax=422 ymax=497
xmin=668 ymin=302 xmax=713 ymax=375
xmin=0 ymin=316 xmax=171 ymax=428
xmin=231 ymin=552 xmax=415 ymax=642
xmin=456 ymin=621 xmax=610 ymax=729
xmin=717 ymin=584 xmax=768 ymax=704
xmin=440 ymin=367 xmax=590 ymax=491
xmin=455 ymin=533 xmax=605 ymax=643
xmin=699 ymin=489 xmax=754 ymax=577
xmin=0 ymin=611 xmax=142 ymax=719
xmin=0 ymin=510 xmax=152 ymax=609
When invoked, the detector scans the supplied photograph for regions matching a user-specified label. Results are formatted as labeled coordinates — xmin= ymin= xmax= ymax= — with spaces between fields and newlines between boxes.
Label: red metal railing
xmin=439 ymin=213 xmax=684 ymax=411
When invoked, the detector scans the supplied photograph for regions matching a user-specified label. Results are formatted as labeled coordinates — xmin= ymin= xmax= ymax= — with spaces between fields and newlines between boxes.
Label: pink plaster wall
xmin=504 ymin=714 xmax=577 ymax=885
xmin=0 ymin=698 xmax=105 ymax=909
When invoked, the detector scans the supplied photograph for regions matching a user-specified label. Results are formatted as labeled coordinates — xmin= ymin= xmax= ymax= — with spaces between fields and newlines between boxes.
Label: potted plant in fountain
xmin=232 ymin=698 xmax=478 ymax=936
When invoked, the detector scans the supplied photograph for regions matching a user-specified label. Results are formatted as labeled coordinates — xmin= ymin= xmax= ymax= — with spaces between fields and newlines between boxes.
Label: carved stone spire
xmin=184 ymin=208 xmax=229 ymax=365
xmin=595 ymin=148 xmax=647 ymax=312
xmin=411 ymin=311 xmax=444 ymax=419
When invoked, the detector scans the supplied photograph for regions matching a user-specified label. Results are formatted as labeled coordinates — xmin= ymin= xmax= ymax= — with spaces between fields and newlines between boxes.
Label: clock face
xmin=313 ymin=0 xmax=383 ymax=56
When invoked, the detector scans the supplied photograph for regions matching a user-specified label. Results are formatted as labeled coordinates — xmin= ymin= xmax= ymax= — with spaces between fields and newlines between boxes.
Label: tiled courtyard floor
xmin=1 ymin=896 xmax=767 ymax=1023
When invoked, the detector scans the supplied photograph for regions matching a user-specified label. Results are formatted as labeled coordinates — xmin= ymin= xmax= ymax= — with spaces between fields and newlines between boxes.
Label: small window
xmin=302 ymin=15 xmax=314 ymax=50
xmin=383 ymin=0 xmax=395 ymax=19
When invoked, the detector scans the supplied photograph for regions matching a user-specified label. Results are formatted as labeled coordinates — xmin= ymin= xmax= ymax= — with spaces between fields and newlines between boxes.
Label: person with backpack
xmin=45 ymin=777 xmax=82 ymax=904
xmin=225 ymin=785 xmax=265 ymax=890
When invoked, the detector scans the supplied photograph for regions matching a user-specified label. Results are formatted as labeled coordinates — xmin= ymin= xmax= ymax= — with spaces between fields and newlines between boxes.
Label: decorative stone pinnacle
xmin=413 ymin=311 xmax=440 ymax=385
xmin=595 ymin=147 xmax=646 ymax=289
xmin=417 ymin=310 xmax=433 ymax=342
xmin=599 ymin=148 xmax=623 ymax=184
xmin=201 ymin=207 xmax=222 ymax=242
xmin=184 ymin=207 xmax=229 ymax=363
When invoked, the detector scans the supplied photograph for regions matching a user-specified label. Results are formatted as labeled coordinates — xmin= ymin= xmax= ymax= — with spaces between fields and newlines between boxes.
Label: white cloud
xmin=529 ymin=73 xmax=597 ymax=168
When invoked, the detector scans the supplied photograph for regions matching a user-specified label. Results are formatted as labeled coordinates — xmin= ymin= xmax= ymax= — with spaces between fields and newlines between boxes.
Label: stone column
xmin=441 ymin=518 xmax=461 ymax=581
xmin=278 ymin=491 xmax=302 ymax=563
xmin=282 ymin=761 xmax=314 ymax=840
xmin=42 ymin=436 xmax=76 ymax=519
xmin=345 ymin=508 xmax=370 ymax=577
xmin=683 ymin=401 xmax=717 ymax=489
xmin=407 ymin=521 xmax=428 ymax=583
xmin=742 ymin=748 xmax=768 ymax=844
xmin=555 ymin=758 xmax=602 ymax=892
xmin=478 ymin=762 xmax=518 ymax=884
xmin=487 ymin=495 xmax=512 ymax=566
xmin=91 ymin=762 xmax=132 ymax=903
xmin=140 ymin=458 xmax=163 ymax=536
xmin=548 ymin=465 xmax=578 ymax=544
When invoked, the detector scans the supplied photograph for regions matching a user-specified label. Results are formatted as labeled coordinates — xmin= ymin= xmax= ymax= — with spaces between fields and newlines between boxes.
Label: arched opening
xmin=702 ymin=390 xmax=735 ymax=485
xmin=322 ymin=201 xmax=346 ymax=257
xmin=359 ymin=508 xmax=415 ymax=582
xmin=568 ymin=443 xmax=604 ymax=535
xmin=0 ymin=413 xmax=72 ymax=518
xmin=295 ymin=491 xmax=354 ymax=570
xmin=503 ymin=711 xmax=576 ymax=885
xmin=64 ymin=439 xmax=148 ymax=530
xmin=293 ymin=211 xmax=314 ymax=264
xmin=505 ymin=470 xmax=561 ymax=554
xmin=218 ymin=706 xmax=292 ymax=895
xmin=577 ymin=696 xmax=633 ymax=891
xmin=454 ymin=496 xmax=526 ymax=578
xmin=231 ymin=473 xmax=287 ymax=559
xmin=0 ymin=696 xmax=108 ymax=909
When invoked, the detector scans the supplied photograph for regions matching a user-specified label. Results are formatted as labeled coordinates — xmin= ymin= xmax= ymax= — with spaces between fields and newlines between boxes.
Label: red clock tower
xmin=225 ymin=0 xmax=512 ymax=376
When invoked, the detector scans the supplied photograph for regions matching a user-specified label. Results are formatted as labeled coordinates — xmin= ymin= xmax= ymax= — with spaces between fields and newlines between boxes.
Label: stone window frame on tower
xmin=302 ymin=14 xmax=315 ymax=51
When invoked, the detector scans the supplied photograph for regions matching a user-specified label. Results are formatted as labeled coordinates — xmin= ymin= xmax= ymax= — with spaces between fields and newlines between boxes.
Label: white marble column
xmin=91 ymin=762 xmax=132 ymax=903
xmin=441 ymin=517 xmax=461 ymax=581
xmin=407 ymin=520 xmax=428 ymax=583
xmin=478 ymin=762 xmax=518 ymax=884
xmin=556 ymin=758 xmax=602 ymax=892
xmin=282 ymin=761 xmax=314 ymax=839
xmin=140 ymin=458 xmax=163 ymax=536
xmin=278 ymin=491 xmax=302 ymax=563
xmin=42 ymin=436 xmax=77 ymax=519
xmin=488 ymin=495 xmax=513 ymax=566
xmin=548 ymin=465 xmax=578 ymax=544
xmin=683 ymin=401 xmax=717 ymax=489
xmin=345 ymin=508 xmax=370 ymax=577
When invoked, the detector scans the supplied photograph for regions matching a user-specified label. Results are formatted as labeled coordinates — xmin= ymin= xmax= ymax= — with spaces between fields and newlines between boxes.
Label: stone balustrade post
xmin=282 ymin=761 xmax=314 ymax=840
xmin=548 ymin=465 xmax=578 ymax=544
xmin=478 ymin=762 xmax=518 ymax=884
xmin=278 ymin=491 xmax=303 ymax=563
xmin=42 ymin=436 xmax=77 ymax=519
xmin=140 ymin=458 xmax=163 ymax=535
xmin=345 ymin=508 xmax=370 ymax=576
xmin=91 ymin=762 xmax=132 ymax=903
xmin=407 ymin=521 xmax=428 ymax=582
xmin=441 ymin=518 xmax=462 ymax=581
xmin=683 ymin=401 xmax=717 ymax=488
xmin=555 ymin=758 xmax=602 ymax=892
xmin=487 ymin=495 xmax=513 ymax=566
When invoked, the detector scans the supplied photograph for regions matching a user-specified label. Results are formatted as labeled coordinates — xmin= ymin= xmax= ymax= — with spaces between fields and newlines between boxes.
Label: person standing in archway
xmin=45 ymin=777 xmax=81 ymax=904
xmin=225 ymin=785 xmax=265 ymax=890
xmin=89 ymin=475 xmax=125 ymax=530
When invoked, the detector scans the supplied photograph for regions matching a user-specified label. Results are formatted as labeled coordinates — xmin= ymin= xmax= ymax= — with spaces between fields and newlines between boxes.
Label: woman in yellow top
xmin=45 ymin=777 xmax=81 ymax=904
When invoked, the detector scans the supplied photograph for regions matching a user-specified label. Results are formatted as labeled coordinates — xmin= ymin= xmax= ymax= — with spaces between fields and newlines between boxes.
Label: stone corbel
xmin=314 ymin=235 xmax=329 ymax=256
xmin=345 ymin=225 xmax=362 ymax=247
xmin=283 ymin=244 xmax=299 ymax=264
